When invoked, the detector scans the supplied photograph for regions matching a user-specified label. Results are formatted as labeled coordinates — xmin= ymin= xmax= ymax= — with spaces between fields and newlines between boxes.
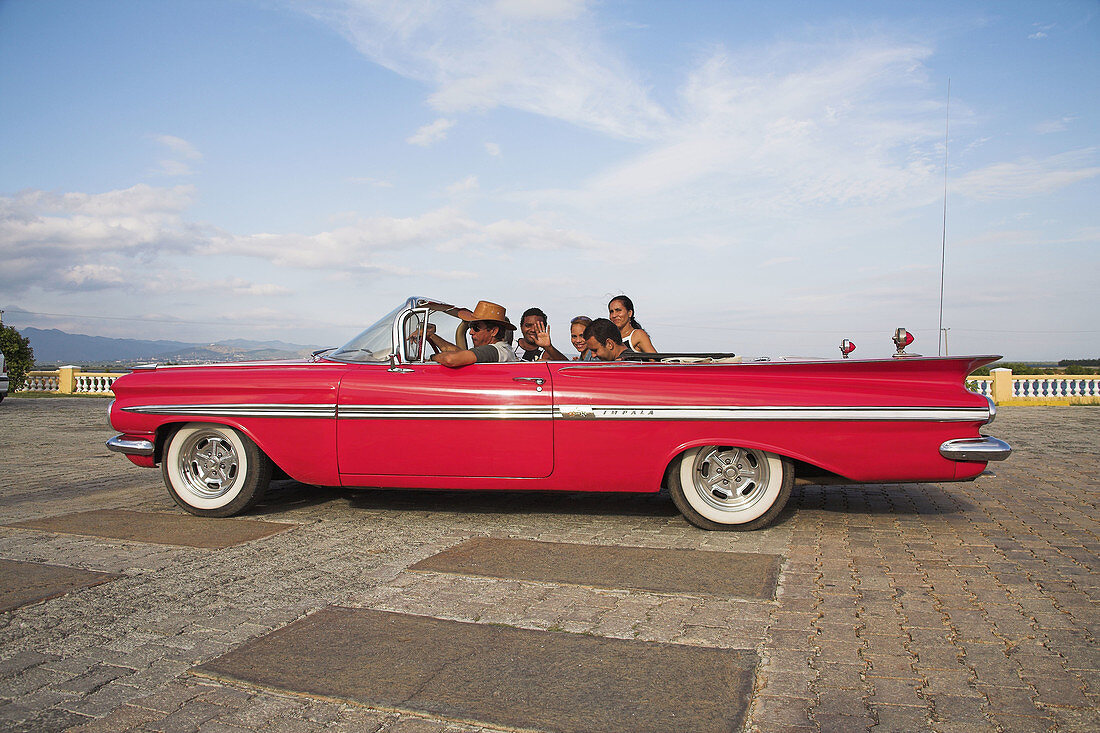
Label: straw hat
xmin=459 ymin=300 xmax=516 ymax=331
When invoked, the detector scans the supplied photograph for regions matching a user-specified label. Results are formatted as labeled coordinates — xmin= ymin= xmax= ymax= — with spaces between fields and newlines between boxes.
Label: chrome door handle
xmin=513 ymin=376 xmax=545 ymax=392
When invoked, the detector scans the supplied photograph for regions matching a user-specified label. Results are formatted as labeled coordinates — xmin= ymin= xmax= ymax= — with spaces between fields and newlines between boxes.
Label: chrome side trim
xmin=985 ymin=396 xmax=997 ymax=426
xmin=939 ymin=437 xmax=1012 ymax=462
xmin=106 ymin=435 xmax=155 ymax=456
xmin=117 ymin=403 xmax=989 ymax=422
xmin=552 ymin=405 xmax=990 ymax=421
xmin=122 ymin=404 xmax=336 ymax=418
xmin=339 ymin=405 xmax=552 ymax=420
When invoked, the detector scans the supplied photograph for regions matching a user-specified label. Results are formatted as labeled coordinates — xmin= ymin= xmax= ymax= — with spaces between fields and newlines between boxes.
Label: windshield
xmin=327 ymin=296 xmax=458 ymax=364
xmin=328 ymin=302 xmax=407 ymax=363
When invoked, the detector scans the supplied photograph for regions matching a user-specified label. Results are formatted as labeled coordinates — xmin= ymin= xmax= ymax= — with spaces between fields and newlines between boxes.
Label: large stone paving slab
xmin=6 ymin=508 xmax=296 ymax=548
xmin=194 ymin=606 xmax=758 ymax=733
xmin=0 ymin=559 xmax=120 ymax=612
xmin=411 ymin=536 xmax=781 ymax=599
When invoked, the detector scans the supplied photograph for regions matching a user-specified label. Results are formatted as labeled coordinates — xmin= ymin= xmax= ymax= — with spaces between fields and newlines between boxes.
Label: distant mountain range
xmin=20 ymin=327 xmax=324 ymax=366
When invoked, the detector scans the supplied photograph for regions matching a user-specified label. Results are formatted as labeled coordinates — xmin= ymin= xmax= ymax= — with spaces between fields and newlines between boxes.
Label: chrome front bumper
xmin=940 ymin=436 xmax=1012 ymax=462
xmin=106 ymin=434 xmax=155 ymax=457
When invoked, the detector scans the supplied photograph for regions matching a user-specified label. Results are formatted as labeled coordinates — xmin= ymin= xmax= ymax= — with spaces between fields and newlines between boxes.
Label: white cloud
xmin=157 ymin=159 xmax=195 ymax=176
xmin=1028 ymin=22 xmax=1055 ymax=40
xmin=0 ymin=184 xmax=196 ymax=253
xmin=59 ymin=264 xmax=128 ymax=289
xmin=151 ymin=134 xmax=202 ymax=176
xmin=484 ymin=142 xmax=501 ymax=156
xmin=494 ymin=0 xmax=585 ymax=21
xmin=1035 ymin=116 xmax=1076 ymax=134
xmin=0 ymin=184 xmax=201 ymax=293
xmin=518 ymin=41 xmax=945 ymax=220
xmin=305 ymin=0 xmax=668 ymax=139
xmin=407 ymin=117 xmax=455 ymax=146
xmin=143 ymin=272 xmax=292 ymax=296
xmin=3 ymin=183 xmax=626 ymax=303
xmin=446 ymin=175 xmax=479 ymax=195
xmin=154 ymin=134 xmax=202 ymax=159
xmin=954 ymin=149 xmax=1100 ymax=200
xmin=208 ymin=206 xmax=624 ymax=267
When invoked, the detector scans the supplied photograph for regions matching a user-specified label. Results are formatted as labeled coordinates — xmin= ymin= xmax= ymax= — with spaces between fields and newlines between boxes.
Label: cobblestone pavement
xmin=0 ymin=398 xmax=1097 ymax=732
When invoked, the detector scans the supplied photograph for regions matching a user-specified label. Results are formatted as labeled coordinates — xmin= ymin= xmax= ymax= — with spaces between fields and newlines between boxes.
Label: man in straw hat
xmin=422 ymin=300 xmax=518 ymax=367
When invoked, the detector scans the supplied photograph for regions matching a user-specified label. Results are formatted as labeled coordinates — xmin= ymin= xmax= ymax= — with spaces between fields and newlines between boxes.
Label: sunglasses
xmin=468 ymin=322 xmax=486 ymax=333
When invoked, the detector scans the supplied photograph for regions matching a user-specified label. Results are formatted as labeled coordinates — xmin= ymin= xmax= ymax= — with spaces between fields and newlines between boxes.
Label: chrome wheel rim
xmin=690 ymin=447 xmax=771 ymax=513
xmin=177 ymin=430 xmax=240 ymax=499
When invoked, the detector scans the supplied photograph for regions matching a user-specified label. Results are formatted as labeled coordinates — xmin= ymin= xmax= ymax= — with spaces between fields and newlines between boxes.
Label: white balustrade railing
xmin=17 ymin=367 xmax=122 ymax=395
xmin=1013 ymin=377 xmax=1100 ymax=399
xmin=969 ymin=372 xmax=1100 ymax=402
xmin=21 ymin=371 xmax=60 ymax=392
xmin=967 ymin=379 xmax=992 ymax=398
xmin=75 ymin=373 xmax=121 ymax=394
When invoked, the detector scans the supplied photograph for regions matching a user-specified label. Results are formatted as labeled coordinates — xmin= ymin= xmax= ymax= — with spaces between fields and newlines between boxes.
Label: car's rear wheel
xmin=669 ymin=445 xmax=793 ymax=530
xmin=161 ymin=423 xmax=271 ymax=517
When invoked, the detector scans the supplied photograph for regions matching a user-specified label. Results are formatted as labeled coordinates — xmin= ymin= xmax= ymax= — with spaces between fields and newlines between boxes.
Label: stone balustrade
xmin=22 ymin=371 xmax=61 ymax=392
xmin=967 ymin=369 xmax=1100 ymax=404
xmin=17 ymin=366 xmax=121 ymax=395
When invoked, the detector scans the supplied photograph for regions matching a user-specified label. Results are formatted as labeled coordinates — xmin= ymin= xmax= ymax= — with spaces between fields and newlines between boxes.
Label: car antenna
xmin=937 ymin=79 xmax=950 ymax=357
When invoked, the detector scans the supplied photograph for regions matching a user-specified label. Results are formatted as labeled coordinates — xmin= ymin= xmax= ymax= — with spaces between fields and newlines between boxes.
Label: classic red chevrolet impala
xmin=107 ymin=297 xmax=1010 ymax=530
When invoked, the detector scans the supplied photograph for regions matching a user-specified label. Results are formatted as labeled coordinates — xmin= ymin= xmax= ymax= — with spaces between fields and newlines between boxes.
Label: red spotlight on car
xmin=840 ymin=339 xmax=856 ymax=358
xmin=892 ymin=327 xmax=918 ymax=358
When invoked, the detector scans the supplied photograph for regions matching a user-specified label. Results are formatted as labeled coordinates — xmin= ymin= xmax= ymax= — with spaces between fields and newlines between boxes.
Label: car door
xmin=337 ymin=361 xmax=553 ymax=478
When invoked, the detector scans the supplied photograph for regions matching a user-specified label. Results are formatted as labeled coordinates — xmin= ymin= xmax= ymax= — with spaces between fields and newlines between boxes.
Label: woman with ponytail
xmin=607 ymin=295 xmax=656 ymax=353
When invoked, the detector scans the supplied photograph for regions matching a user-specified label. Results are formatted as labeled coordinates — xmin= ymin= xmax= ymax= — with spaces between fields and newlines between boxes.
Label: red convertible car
xmin=107 ymin=297 xmax=1010 ymax=530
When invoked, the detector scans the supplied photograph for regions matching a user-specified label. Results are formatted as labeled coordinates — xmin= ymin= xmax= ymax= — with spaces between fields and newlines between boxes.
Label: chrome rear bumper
xmin=940 ymin=436 xmax=1012 ymax=462
xmin=106 ymin=435 xmax=155 ymax=456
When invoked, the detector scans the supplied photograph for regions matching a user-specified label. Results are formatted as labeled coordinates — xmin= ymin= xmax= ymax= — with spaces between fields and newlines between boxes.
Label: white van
xmin=0 ymin=353 xmax=8 ymax=402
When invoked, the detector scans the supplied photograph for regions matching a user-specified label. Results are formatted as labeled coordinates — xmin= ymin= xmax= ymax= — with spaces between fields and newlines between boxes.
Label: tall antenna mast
xmin=937 ymin=80 xmax=950 ymax=356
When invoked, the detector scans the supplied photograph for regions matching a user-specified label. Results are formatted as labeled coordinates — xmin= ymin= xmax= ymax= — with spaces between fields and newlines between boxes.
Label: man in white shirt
xmin=514 ymin=307 xmax=568 ymax=361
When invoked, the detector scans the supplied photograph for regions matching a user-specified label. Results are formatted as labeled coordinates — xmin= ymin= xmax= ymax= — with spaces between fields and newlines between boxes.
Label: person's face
xmin=570 ymin=323 xmax=588 ymax=353
xmin=585 ymin=336 xmax=618 ymax=361
xmin=469 ymin=321 xmax=496 ymax=347
xmin=608 ymin=300 xmax=632 ymax=329
xmin=521 ymin=315 xmax=544 ymax=344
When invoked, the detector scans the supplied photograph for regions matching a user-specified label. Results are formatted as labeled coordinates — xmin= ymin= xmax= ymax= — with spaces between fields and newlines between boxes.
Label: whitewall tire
xmin=669 ymin=446 xmax=793 ymax=531
xmin=161 ymin=423 xmax=271 ymax=517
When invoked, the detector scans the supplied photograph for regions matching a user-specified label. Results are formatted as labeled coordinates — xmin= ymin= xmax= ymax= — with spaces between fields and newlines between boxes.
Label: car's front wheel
xmin=669 ymin=445 xmax=793 ymax=530
xmin=161 ymin=423 xmax=271 ymax=517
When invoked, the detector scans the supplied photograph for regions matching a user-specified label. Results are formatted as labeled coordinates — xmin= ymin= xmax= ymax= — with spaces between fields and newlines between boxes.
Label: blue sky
xmin=1 ymin=0 xmax=1097 ymax=359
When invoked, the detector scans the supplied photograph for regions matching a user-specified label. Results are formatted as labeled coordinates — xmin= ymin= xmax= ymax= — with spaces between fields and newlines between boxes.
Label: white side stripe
xmin=123 ymin=403 xmax=989 ymax=422
xmin=554 ymin=405 xmax=990 ymax=421
xmin=123 ymin=404 xmax=336 ymax=418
